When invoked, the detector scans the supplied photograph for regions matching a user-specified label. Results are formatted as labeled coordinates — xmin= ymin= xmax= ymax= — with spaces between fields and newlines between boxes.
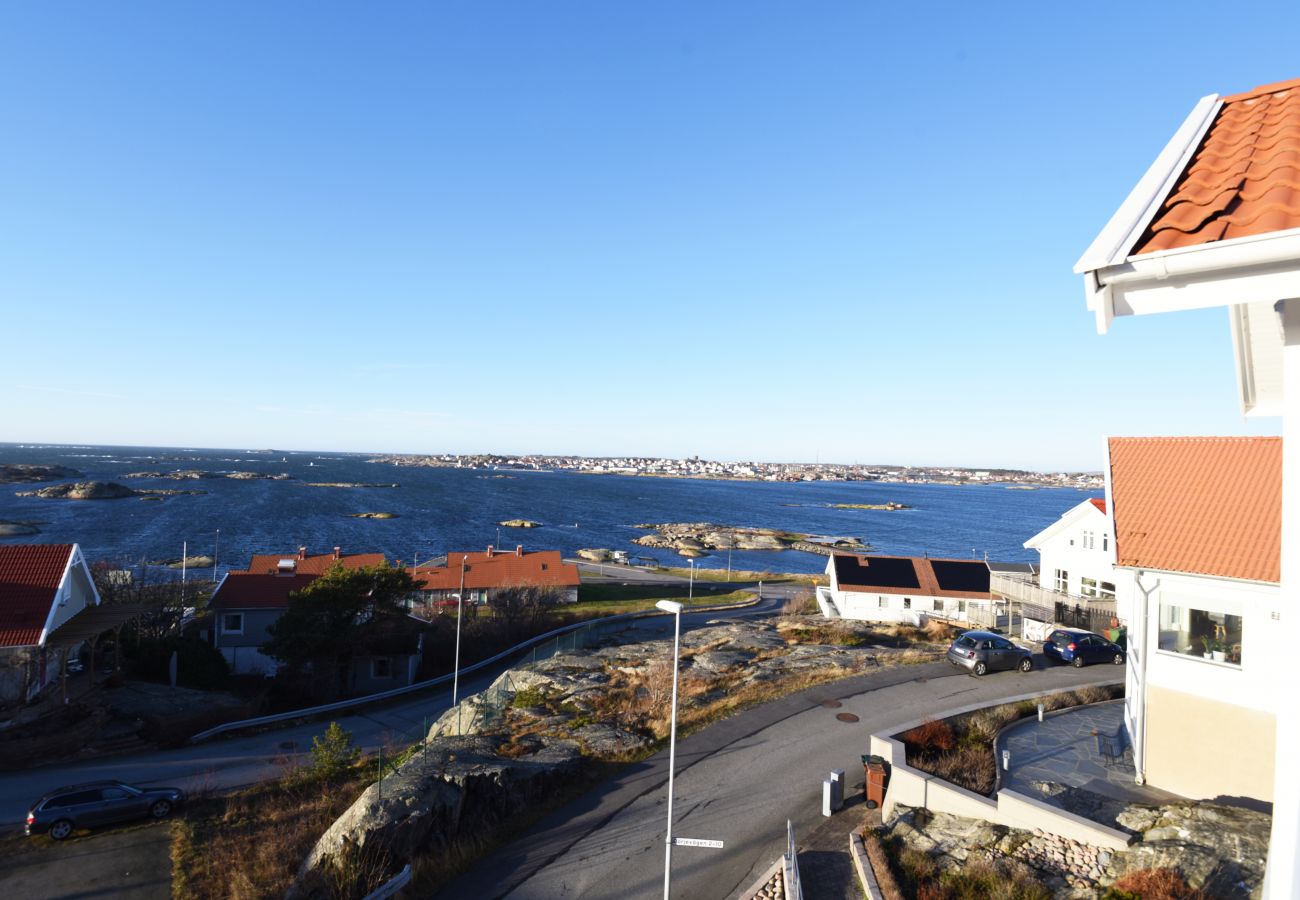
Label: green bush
xmin=127 ymin=635 xmax=230 ymax=689
xmin=511 ymin=686 xmax=546 ymax=709
xmin=310 ymin=722 xmax=361 ymax=779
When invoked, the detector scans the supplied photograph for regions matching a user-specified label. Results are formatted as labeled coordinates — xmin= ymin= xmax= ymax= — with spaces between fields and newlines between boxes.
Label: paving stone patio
xmin=999 ymin=699 xmax=1179 ymax=808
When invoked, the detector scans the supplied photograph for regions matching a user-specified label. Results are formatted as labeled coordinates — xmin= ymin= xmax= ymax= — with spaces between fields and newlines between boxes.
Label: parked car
xmin=946 ymin=630 xmax=1033 ymax=676
xmin=26 ymin=780 xmax=185 ymax=840
xmin=1043 ymin=628 xmax=1125 ymax=667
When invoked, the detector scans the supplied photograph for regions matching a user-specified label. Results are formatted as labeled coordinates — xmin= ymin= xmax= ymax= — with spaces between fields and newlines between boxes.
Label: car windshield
xmin=955 ymin=636 xmax=976 ymax=649
xmin=1050 ymin=632 xmax=1076 ymax=646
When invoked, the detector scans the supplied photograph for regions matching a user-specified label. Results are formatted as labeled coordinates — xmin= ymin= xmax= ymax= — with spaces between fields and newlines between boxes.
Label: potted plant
xmin=1212 ymin=639 xmax=1227 ymax=663
xmin=1200 ymin=635 xmax=1214 ymax=659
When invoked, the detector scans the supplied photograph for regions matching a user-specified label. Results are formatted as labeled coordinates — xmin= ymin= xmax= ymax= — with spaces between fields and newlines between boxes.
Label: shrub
xmin=781 ymin=591 xmax=818 ymax=616
xmin=1105 ymin=868 xmax=1207 ymax=899
xmin=927 ymin=743 xmax=997 ymax=794
xmin=1074 ymin=684 xmax=1114 ymax=705
xmin=863 ymin=831 xmax=908 ymax=900
xmin=310 ymin=721 xmax=361 ymax=779
xmin=511 ymin=686 xmax=546 ymax=709
xmin=922 ymin=620 xmax=958 ymax=642
xmin=127 ymin=635 xmax=230 ymax=689
xmin=903 ymin=718 xmax=956 ymax=755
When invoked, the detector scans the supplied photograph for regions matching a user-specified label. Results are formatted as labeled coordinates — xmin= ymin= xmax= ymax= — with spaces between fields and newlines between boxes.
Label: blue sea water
xmin=0 ymin=443 xmax=1097 ymax=577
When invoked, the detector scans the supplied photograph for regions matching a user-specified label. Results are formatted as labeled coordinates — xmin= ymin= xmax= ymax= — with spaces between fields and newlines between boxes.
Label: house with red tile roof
xmin=815 ymin=553 xmax=993 ymax=624
xmin=1010 ymin=497 xmax=1116 ymax=630
xmin=1077 ymin=78 xmax=1298 ymax=893
xmin=210 ymin=548 xmax=423 ymax=689
xmin=408 ymin=546 xmax=581 ymax=608
xmin=0 ymin=543 xmax=101 ymax=708
xmin=1102 ymin=437 xmax=1280 ymax=810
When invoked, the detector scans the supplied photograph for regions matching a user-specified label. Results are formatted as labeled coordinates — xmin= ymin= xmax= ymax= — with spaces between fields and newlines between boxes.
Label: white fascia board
xmin=1075 ymin=94 xmax=1220 ymax=277
xmin=37 ymin=545 xmax=78 ymax=648
xmin=1022 ymin=499 xmax=1105 ymax=550
xmin=1229 ymin=303 xmax=1286 ymax=418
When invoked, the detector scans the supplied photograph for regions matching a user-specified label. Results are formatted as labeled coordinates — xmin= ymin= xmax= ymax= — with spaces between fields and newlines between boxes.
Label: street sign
xmin=673 ymin=837 xmax=724 ymax=849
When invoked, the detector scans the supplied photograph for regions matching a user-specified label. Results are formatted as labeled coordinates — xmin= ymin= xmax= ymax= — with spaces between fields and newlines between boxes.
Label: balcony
xmin=989 ymin=572 xmax=1117 ymax=624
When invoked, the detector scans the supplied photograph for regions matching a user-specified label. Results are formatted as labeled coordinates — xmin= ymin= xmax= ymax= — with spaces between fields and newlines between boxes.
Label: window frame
xmin=222 ymin=612 xmax=244 ymax=635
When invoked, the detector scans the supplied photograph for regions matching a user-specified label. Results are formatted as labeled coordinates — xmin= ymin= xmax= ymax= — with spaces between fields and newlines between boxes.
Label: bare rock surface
xmin=16 ymin=481 xmax=137 ymax=500
xmin=0 ymin=464 xmax=82 ymax=484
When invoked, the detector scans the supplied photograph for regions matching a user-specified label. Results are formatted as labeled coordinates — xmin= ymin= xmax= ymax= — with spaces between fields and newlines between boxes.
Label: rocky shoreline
xmin=632 ymin=522 xmax=868 ymax=558
xmin=16 ymin=481 xmax=208 ymax=500
xmin=0 ymin=464 xmax=84 ymax=484
xmin=122 ymin=469 xmax=294 ymax=481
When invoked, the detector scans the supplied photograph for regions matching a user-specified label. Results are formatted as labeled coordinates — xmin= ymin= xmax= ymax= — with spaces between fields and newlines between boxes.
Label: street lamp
xmin=655 ymin=599 xmax=684 ymax=900
xmin=688 ymin=558 xmax=695 ymax=604
xmin=453 ymin=555 xmax=467 ymax=706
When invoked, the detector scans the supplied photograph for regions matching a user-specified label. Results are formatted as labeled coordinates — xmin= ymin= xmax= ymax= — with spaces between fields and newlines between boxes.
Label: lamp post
xmin=655 ymin=599 xmax=684 ymax=900
xmin=453 ymin=555 xmax=467 ymax=706
xmin=688 ymin=558 xmax=695 ymax=604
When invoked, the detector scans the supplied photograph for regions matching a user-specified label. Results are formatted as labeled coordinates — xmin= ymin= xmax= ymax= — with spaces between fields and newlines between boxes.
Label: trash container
xmin=862 ymin=754 xmax=887 ymax=808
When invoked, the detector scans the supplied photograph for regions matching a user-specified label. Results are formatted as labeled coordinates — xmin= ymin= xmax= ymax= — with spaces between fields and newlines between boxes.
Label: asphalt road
xmin=0 ymin=820 xmax=172 ymax=899
xmin=441 ymin=659 xmax=1124 ymax=900
xmin=0 ymin=584 xmax=793 ymax=826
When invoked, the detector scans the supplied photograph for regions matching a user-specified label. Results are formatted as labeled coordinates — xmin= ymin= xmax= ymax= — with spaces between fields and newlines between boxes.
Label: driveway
xmin=0 ymin=821 xmax=172 ymax=900
xmin=440 ymin=660 xmax=1124 ymax=899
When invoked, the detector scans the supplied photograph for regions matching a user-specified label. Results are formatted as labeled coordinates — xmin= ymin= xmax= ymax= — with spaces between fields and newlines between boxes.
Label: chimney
xmin=486 ymin=545 xmax=494 ymax=558
xmin=298 ymin=547 xmax=307 ymax=560
xmin=516 ymin=545 xmax=523 ymax=557
xmin=332 ymin=546 xmax=341 ymax=560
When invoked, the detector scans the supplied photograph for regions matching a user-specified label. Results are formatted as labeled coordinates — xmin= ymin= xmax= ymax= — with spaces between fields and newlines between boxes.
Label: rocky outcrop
xmin=16 ymin=481 xmax=137 ymax=500
xmin=577 ymin=548 xmax=612 ymax=562
xmin=0 ymin=464 xmax=83 ymax=484
xmin=0 ymin=520 xmax=41 ymax=536
xmin=305 ymin=482 xmax=399 ymax=489
xmin=633 ymin=522 xmax=868 ymax=557
xmin=293 ymin=735 xmax=582 ymax=897
xmin=498 ymin=519 xmax=541 ymax=528
xmin=349 ymin=512 xmax=398 ymax=519
xmin=164 ymin=555 xmax=215 ymax=569
xmin=123 ymin=470 xmax=293 ymax=481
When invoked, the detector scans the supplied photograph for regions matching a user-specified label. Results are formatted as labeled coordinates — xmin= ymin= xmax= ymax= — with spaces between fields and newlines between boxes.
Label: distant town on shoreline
xmin=368 ymin=452 xmax=1104 ymax=488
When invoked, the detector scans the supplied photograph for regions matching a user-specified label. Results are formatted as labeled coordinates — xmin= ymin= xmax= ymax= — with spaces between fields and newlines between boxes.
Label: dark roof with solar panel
xmin=832 ymin=554 xmax=919 ymax=589
xmin=930 ymin=560 xmax=990 ymax=593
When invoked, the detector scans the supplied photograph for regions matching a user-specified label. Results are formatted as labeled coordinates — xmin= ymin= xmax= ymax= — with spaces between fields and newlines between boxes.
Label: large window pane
xmin=1157 ymin=602 xmax=1243 ymax=665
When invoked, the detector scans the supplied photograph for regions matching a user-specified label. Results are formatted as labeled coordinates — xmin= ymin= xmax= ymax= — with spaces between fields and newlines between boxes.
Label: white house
xmin=1105 ymin=436 xmax=1281 ymax=809
xmin=816 ymin=553 xmax=993 ymax=624
xmin=1075 ymin=75 xmax=1299 ymax=895
xmin=0 ymin=543 xmax=101 ymax=708
xmin=1022 ymin=497 xmax=1115 ymax=602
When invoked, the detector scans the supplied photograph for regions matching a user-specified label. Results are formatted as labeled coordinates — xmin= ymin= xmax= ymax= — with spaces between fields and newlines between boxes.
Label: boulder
xmin=577 ymin=548 xmax=612 ymax=562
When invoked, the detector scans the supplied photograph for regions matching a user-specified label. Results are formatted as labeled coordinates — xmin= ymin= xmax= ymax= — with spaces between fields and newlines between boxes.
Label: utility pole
xmin=213 ymin=529 xmax=220 ymax=582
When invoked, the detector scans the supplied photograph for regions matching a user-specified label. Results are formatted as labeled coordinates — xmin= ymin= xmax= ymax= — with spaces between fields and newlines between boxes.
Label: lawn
xmin=573 ymin=583 xmax=753 ymax=613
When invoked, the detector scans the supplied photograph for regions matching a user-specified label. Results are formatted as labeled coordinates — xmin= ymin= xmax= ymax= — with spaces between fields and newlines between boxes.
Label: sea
xmin=0 ymin=443 xmax=1099 ymax=578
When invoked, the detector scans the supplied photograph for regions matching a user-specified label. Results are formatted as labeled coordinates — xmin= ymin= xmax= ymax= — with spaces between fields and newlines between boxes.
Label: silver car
xmin=946 ymin=630 xmax=1033 ymax=676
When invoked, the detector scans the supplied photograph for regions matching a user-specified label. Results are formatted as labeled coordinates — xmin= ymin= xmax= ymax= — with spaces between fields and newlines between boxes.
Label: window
xmin=993 ymin=638 xmax=1014 ymax=650
xmin=371 ymin=658 xmax=393 ymax=679
xmin=878 ymin=597 xmax=888 ymax=608
xmin=903 ymin=598 xmax=912 ymax=609
xmin=1083 ymin=530 xmax=1094 ymax=550
xmin=1080 ymin=578 xmax=1115 ymax=599
xmin=957 ymin=600 xmax=966 ymax=614
xmin=45 ymin=790 xmax=100 ymax=808
xmin=222 ymin=613 xmax=244 ymax=635
xmin=1102 ymin=534 xmax=1109 ymax=552
xmin=1157 ymin=602 xmax=1243 ymax=666
xmin=1054 ymin=569 xmax=1069 ymax=592
xmin=101 ymin=787 xmax=132 ymax=801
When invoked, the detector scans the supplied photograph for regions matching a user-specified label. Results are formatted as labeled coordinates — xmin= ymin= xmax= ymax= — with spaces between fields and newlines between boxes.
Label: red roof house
xmin=0 ymin=544 xmax=99 ymax=649
xmin=410 ymin=546 xmax=581 ymax=604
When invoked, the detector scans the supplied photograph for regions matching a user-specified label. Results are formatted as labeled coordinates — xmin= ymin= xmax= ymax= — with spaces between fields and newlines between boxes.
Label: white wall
xmin=1032 ymin=505 xmax=1115 ymax=600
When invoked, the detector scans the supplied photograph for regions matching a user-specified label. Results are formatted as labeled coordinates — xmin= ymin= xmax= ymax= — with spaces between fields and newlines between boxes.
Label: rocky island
xmin=0 ymin=520 xmax=43 ymax=536
xmin=122 ymin=470 xmax=294 ymax=481
xmin=0 ymin=464 xmax=84 ymax=484
xmin=499 ymin=518 xmax=541 ymax=528
xmin=16 ymin=481 xmax=207 ymax=500
xmin=349 ymin=512 xmax=399 ymax=519
xmin=305 ymin=482 xmax=400 ymax=489
xmin=633 ymin=522 xmax=869 ymax=557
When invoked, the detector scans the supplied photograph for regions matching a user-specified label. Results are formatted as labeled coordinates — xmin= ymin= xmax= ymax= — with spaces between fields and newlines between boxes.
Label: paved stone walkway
xmin=1000 ymin=699 xmax=1177 ymax=807
xmin=793 ymin=787 xmax=877 ymax=899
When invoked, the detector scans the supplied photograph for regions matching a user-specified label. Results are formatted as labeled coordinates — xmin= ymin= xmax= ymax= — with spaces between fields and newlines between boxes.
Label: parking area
xmin=0 ymin=820 xmax=172 ymax=899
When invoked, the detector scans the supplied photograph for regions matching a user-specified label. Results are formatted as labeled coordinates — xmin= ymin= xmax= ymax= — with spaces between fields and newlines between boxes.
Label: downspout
xmin=1131 ymin=569 xmax=1160 ymax=785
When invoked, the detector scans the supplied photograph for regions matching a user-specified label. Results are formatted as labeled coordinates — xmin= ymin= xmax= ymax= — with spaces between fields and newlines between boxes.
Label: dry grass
xmin=780 ymin=590 xmax=819 ymax=616
xmin=863 ymin=831 xmax=908 ymax=900
xmin=171 ymin=766 xmax=374 ymax=899
xmin=1104 ymin=868 xmax=1209 ymax=899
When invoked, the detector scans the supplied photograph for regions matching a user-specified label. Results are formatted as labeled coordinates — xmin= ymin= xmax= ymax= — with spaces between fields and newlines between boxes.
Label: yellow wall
xmin=1146 ymin=685 xmax=1276 ymax=804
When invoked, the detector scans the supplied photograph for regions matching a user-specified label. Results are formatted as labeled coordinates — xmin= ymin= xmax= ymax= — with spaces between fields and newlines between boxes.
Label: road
xmin=441 ymin=658 xmax=1123 ymax=900
xmin=0 ymin=580 xmax=793 ymax=825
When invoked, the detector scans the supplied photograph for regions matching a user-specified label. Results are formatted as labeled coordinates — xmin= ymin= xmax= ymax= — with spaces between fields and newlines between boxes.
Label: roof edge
xmin=1075 ymin=94 xmax=1220 ymax=275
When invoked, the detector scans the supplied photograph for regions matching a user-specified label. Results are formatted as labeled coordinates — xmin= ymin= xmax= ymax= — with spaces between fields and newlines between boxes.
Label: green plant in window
xmin=1200 ymin=635 xmax=1213 ymax=655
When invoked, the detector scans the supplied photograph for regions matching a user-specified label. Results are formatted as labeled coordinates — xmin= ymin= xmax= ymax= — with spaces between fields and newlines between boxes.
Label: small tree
xmin=310 ymin=721 xmax=360 ymax=779
xmin=491 ymin=583 xmax=566 ymax=637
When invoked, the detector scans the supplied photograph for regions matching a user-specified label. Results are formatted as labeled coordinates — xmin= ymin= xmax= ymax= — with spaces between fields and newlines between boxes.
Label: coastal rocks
xmin=164 ymin=555 xmax=215 ymax=569
xmin=0 ymin=520 xmax=42 ymax=536
xmin=577 ymin=548 xmax=612 ymax=562
xmin=1108 ymin=802 xmax=1270 ymax=897
xmin=633 ymin=522 xmax=868 ymax=557
xmin=305 ymin=482 xmax=399 ymax=489
xmin=0 ymin=464 xmax=83 ymax=484
xmin=349 ymin=512 xmax=399 ymax=519
xmin=16 ymin=481 xmax=137 ymax=500
xmin=122 ymin=470 xmax=294 ymax=481
xmin=829 ymin=501 xmax=911 ymax=511
xmin=498 ymin=519 xmax=541 ymax=528
xmin=293 ymin=734 xmax=583 ymax=898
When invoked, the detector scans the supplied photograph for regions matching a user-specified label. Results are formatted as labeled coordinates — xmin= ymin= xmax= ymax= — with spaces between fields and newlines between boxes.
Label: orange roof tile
xmin=1089 ymin=498 xmax=1107 ymax=514
xmin=239 ymin=549 xmax=387 ymax=576
xmin=0 ymin=544 xmax=74 ymax=648
xmin=1135 ymin=78 xmax=1300 ymax=254
xmin=410 ymin=547 xmax=580 ymax=592
xmin=1108 ymin=437 xmax=1280 ymax=581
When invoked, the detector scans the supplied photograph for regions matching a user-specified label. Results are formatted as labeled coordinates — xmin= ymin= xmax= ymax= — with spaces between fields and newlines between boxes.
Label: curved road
xmin=440 ymin=658 xmax=1122 ymax=899
xmin=0 ymin=576 xmax=794 ymax=825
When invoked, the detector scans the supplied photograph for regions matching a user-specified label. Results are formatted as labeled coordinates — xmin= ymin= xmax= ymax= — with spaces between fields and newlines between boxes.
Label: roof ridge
xmin=1222 ymin=77 xmax=1300 ymax=104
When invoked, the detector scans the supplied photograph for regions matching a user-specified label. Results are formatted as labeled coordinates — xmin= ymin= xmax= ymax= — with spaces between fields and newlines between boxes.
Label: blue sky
xmin=1 ymin=1 xmax=1291 ymax=470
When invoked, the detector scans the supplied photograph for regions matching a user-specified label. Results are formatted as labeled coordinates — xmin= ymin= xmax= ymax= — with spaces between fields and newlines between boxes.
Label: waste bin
xmin=862 ymin=754 xmax=887 ymax=808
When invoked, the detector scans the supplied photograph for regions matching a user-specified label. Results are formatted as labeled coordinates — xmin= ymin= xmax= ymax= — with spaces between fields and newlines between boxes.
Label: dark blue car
xmin=1043 ymin=628 xmax=1125 ymax=667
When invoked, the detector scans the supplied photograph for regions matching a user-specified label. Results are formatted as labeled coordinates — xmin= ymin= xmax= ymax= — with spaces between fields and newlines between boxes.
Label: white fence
xmin=784 ymin=819 xmax=804 ymax=900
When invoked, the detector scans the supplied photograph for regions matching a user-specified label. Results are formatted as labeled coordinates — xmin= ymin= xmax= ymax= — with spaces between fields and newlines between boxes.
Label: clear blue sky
xmin=1 ymin=1 xmax=1290 ymax=470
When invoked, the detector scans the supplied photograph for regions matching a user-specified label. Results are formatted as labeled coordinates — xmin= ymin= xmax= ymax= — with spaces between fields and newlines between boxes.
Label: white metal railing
xmin=191 ymin=594 xmax=759 ymax=743
xmin=784 ymin=819 xmax=803 ymax=900
xmin=989 ymin=573 xmax=1116 ymax=612
xmin=362 ymin=864 xmax=410 ymax=900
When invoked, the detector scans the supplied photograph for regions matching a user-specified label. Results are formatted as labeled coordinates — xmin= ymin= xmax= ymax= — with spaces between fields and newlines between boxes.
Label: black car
xmin=1042 ymin=628 xmax=1126 ymax=667
xmin=946 ymin=630 xmax=1034 ymax=676
xmin=26 ymin=780 xmax=185 ymax=840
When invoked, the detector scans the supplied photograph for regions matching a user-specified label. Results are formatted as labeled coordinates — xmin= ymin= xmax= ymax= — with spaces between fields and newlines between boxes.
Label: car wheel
xmin=48 ymin=819 xmax=74 ymax=841
xmin=1018 ymin=657 xmax=1033 ymax=673
xmin=1112 ymin=653 xmax=1125 ymax=665
xmin=973 ymin=661 xmax=987 ymax=676
xmin=1071 ymin=656 xmax=1084 ymax=668
xmin=149 ymin=800 xmax=173 ymax=819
